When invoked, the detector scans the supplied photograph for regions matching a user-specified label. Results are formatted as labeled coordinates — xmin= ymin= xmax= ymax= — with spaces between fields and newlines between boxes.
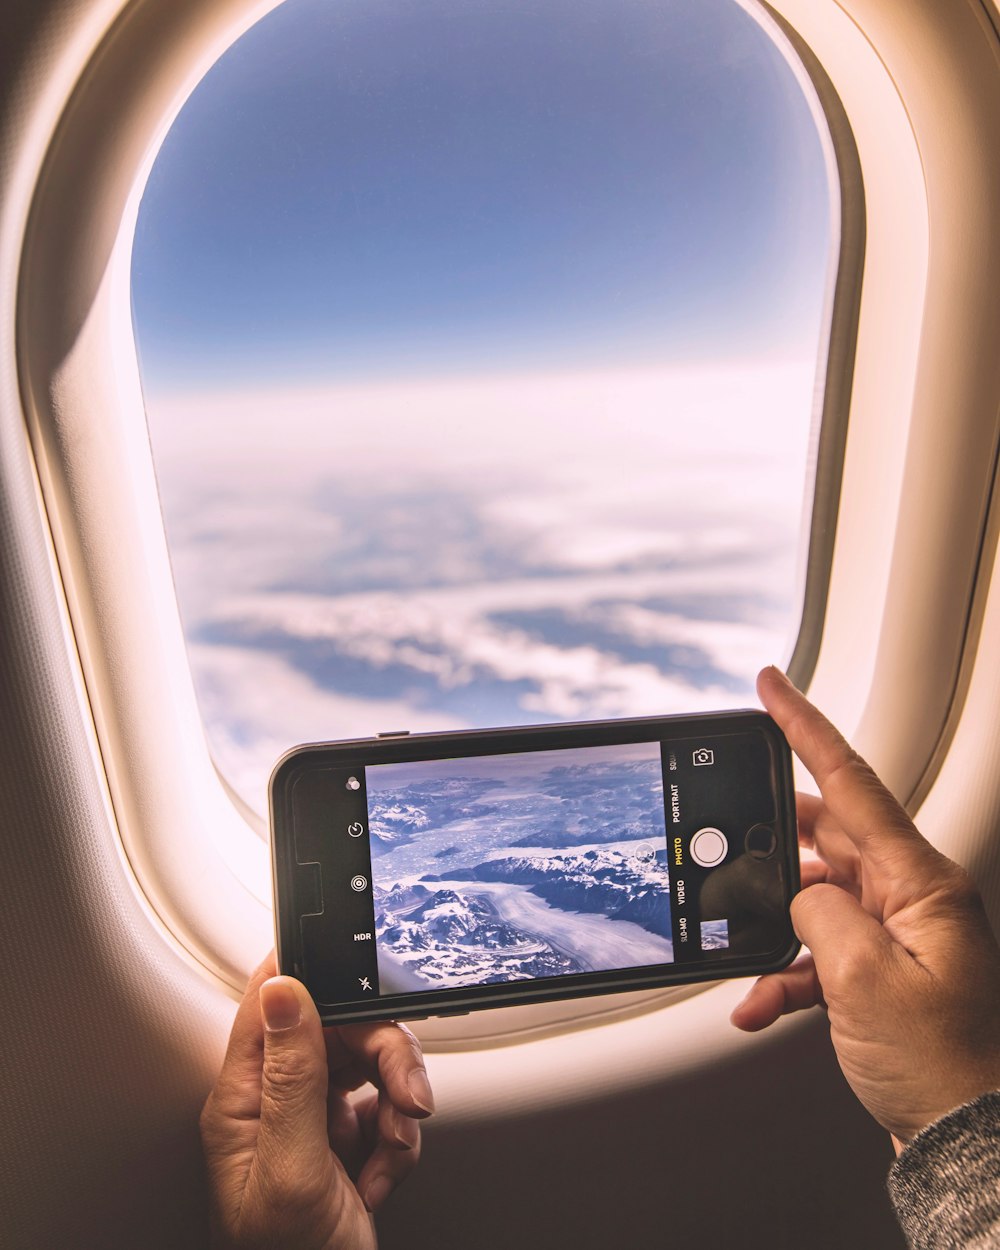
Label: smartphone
xmin=269 ymin=710 xmax=800 ymax=1024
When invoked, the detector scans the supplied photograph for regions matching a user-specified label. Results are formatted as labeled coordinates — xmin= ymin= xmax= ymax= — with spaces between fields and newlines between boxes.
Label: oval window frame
xmin=17 ymin=0 xmax=1000 ymax=1053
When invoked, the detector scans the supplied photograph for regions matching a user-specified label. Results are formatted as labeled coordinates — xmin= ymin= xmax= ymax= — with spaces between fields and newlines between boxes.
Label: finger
xmin=377 ymin=1084 xmax=421 ymax=1151
xmin=203 ymin=951 xmax=277 ymax=1126
xmin=323 ymin=1038 xmax=419 ymax=1100
xmin=326 ymin=1089 xmax=364 ymax=1179
xmin=325 ymin=1053 xmax=370 ymax=1097
xmin=799 ymin=857 xmax=828 ymax=890
xmin=757 ymin=668 xmax=940 ymax=881
xmin=794 ymin=792 xmax=825 ymax=848
xmin=354 ymin=1093 xmax=422 ymax=1213
xmin=795 ymin=792 xmax=866 ymax=892
xmin=730 ymin=955 xmax=824 ymax=1032
xmin=255 ymin=976 xmax=332 ymax=1187
xmin=338 ymin=1022 xmax=435 ymax=1117
xmin=790 ymin=882 xmax=896 ymax=992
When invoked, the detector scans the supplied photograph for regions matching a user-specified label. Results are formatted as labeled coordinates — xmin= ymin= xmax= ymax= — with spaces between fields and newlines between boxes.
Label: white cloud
xmin=189 ymin=643 xmax=467 ymax=809
xmin=198 ymin=545 xmax=790 ymax=810
xmin=146 ymin=358 xmax=817 ymax=499
xmin=143 ymin=360 xmax=813 ymax=808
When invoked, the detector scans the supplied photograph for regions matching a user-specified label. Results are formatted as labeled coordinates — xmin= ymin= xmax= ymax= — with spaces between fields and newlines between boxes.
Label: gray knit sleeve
xmin=887 ymin=1090 xmax=1000 ymax=1249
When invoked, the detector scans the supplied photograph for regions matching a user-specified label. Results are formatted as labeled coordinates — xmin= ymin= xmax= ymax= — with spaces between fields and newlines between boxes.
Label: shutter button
xmin=690 ymin=827 xmax=728 ymax=867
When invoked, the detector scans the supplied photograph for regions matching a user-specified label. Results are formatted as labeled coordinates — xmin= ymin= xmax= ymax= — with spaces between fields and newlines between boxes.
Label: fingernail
xmin=769 ymin=666 xmax=796 ymax=689
xmin=392 ymin=1108 xmax=420 ymax=1150
xmin=407 ymin=1066 xmax=435 ymax=1114
xmin=260 ymin=978 xmax=301 ymax=1032
xmin=364 ymin=1174 xmax=391 ymax=1212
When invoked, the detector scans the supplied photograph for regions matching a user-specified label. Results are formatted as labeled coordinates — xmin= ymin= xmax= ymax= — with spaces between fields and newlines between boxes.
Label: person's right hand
xmin=732 ymin=667 xmax=1000 ymax=1150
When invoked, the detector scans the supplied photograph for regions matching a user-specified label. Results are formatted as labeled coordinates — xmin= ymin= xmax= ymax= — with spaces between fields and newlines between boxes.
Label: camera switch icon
xmin=692 ymin=748 xmax=715 ymax=767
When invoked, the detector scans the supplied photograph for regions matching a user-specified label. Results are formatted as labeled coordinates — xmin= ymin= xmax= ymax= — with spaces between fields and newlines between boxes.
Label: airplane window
xmin=131 ymin=0 xmax=836 ymax=817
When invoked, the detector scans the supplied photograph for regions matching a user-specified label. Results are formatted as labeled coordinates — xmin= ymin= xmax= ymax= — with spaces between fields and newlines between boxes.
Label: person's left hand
xmin=200 ymin=952 xmax=434 ymax=1250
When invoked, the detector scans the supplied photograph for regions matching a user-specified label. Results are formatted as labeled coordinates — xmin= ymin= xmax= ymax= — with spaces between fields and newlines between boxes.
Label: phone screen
xmin=282 ymin=723 xmax=792 ymax=1011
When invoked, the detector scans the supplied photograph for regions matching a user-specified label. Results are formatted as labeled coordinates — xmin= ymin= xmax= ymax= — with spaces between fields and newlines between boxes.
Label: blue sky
xmin=131 ymin=0 xmax=832 ymax=391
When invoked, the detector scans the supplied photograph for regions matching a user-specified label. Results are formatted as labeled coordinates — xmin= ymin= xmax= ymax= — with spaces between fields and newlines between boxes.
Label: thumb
xmin=790 ymin=883 xmax=896 ymax=996
xmin=256 ymin=976 xmax=331 ymax=1182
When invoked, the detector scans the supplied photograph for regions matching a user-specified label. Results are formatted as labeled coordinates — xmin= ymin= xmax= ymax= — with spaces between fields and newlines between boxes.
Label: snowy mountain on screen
xmin=367 ymin=776 xmax=499 ymax=854
xmin=375 ymin=882 xmax=580 ymax=984
xmin=432 ymin=845 xmax=672 ymax=939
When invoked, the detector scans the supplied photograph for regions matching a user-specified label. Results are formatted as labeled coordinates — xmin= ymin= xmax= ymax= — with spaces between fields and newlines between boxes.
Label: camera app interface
xmin=293 ymin=727 xmax=781 ymax=1005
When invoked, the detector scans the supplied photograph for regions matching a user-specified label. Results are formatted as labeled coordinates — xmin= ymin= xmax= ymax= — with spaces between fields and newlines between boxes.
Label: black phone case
xmin=269 ymin=709 xmax=800 ymax=1024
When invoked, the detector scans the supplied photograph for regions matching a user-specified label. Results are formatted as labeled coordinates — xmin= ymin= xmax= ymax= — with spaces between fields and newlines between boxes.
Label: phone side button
xmin=376 ymin=730 xmax=410 ymax=738
xmin=436 ymin=1009 xmax=470 ymax=1018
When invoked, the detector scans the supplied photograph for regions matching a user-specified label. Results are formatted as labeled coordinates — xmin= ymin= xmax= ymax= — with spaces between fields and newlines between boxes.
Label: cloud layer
xmin=147 ymin=361 xmax=815 ymax=811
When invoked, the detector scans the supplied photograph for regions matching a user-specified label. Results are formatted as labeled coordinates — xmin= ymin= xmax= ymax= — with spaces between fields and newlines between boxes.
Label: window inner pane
xmin=132 ymin=0 xmax=836 ymax=812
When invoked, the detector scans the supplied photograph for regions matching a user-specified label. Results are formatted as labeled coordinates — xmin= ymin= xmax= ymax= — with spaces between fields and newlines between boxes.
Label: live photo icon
xmin=692 ymin=748 xmax=715 ymax=767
